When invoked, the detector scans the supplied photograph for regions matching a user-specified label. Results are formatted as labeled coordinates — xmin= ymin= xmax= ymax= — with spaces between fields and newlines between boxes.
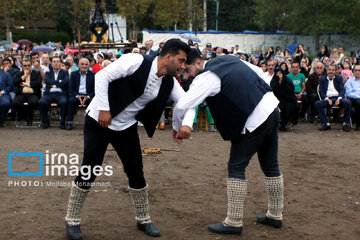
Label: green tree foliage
xmin=70 ymin=0 xmax=93 ymax=42
xmin=254 ymin=0 xmax=359 ymax=51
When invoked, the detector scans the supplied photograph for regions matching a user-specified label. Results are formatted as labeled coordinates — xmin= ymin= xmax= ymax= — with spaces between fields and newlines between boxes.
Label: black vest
xmin=108 ymin=55 xmax=174 ymax=137
xmin=205 ymin=55 xmax=272 ymax=141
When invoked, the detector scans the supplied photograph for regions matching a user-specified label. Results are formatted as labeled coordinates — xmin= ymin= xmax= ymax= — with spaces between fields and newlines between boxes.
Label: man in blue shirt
xmin=0 ymin=66 xmax=13 ymax=127
xmin=345 ymin=64 xmax=360 ymax=131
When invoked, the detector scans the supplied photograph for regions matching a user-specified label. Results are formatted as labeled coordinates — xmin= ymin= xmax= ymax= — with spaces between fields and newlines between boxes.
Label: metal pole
xmin=216 ymin=0 xmax=219 ymax=31
xmin=203 ymin=0 xmax=207 ymax=32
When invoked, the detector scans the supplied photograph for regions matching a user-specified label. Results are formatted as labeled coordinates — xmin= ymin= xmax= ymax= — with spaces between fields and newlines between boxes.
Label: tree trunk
xmin=77 ymin=27 xmax=81 ymax=44
xmin=5 ymin=13 xmax=11 ymax=41
xmin=203 ymin=0 xmax=207 ymax=31
xmin=314 ymin=31 xmax=320 ymax=55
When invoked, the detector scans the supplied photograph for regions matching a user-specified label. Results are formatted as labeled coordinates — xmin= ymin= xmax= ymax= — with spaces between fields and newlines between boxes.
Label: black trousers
xmin=38 ymin=93 xmax=67 ymax=125
xmin=67 ymin=96 xmax=91 ymax=122
xmin=75 ymin=115 xmax=145 ymax=190
xmin=350 ymin=98 xmax=360 ymax=125
xmin=13 ymin=93 xmax=39 ymax=120
xmin=228 ymin=109 xmax=281 ymax=179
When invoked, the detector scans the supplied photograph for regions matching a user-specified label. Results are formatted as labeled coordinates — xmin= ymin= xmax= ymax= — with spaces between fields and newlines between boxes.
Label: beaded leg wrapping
xmin=265 ymin=175 xmax=284 ymax=220
xmin=224 ymin=178 xmax=247 ymax=227
xmin=129 ymin=184 xmax=150 ymax=221
xmin=65 ymin=182 xmax=90 ymax=222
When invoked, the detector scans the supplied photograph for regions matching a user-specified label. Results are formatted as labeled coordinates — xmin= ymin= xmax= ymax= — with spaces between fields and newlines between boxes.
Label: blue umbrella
xmin=180 ymin=33 xmax=201 ymax=43
xmin=32 ymin=45 xmax=53 ymax=53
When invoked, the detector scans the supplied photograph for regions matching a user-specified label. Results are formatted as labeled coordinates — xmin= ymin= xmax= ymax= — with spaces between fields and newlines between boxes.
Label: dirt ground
xmin=0 ymin=120 xmax=359 ymax=240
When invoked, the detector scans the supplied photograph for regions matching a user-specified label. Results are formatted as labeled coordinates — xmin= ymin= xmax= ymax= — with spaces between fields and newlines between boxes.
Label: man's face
xmin=2 ymin=60 xmax=11 ymax=68
xmin=52 ymin=58 xmax=61 ymax=70
xmin=291 ymin=63 xmax=300 ymax=74
xmin=31 ymin=54 xmax=40 ymax=64
xmin=79 ymin=59 xmax=90 ymax=72
xmin=166 ymin=50 xmax=187 ymax=77
xmin=267 ymin=61 xmax=275 ymax=72
xmin=145 ymin=41 xmax=151 ymax=50
xmin=353 ymin=66 xmax=360 ymax=79
xmin=315 ymin=63 xmax=324 ymax=76
xmin=22 ymin=61 xmax=32 ymax=72
xmin=327 ymin=66 xmax=336 ymax=79
xmin=66 ymin=57 xmax=74 ymax=66
xmin=41 ymin=54 xmax=50 ymax=65
xmin=183 ymin=60 xmax=202 ymax=80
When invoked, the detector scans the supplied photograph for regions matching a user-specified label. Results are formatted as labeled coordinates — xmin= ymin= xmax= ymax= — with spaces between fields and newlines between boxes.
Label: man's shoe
xmin=60 ymin=123 xmax=66 ymax=129
xmin=0 ymin=121 xmax=4 ymax=128
xmin=318 ymin=124 xmax=331 ymax=131
xmin=343 ymin=124 xmax=350 ymax=132
xmin=137 ymin=220 xmax=161 ymax=237
xmin=208 ymin=222 xmax=243 ymax=234
xmin=66 ymin=123 xmax=73 ymax=130
xmin=209 ymin=124 xmax=216 ymax=132
xmin=356 ymin=125 xmax=360 ymax=131
xmin=41 ymin=122 xmax=49 ymax=129
xmin=256 ymin=215 xmax=282 ymax=228
xmin=65 ymin=222 xmax=82 ymax=240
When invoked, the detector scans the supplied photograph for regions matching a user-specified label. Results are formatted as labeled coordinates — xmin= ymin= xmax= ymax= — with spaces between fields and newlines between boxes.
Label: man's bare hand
xmin=334 ymin=99 xmax=341 ymax=107
xmin=327 ymin=98 xmax=333 ymax=106
xmin=172 ymin=130 xmax=183 ymax=144
xmin=177 ymin=126 xmax=191 ymax=139
xmin=98 ymin=110 xmax=112 ymax=128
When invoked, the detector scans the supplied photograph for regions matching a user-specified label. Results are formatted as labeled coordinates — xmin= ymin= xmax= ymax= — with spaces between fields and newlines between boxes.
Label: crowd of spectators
xmin=1 ymin=40 xmax=360 ymax=131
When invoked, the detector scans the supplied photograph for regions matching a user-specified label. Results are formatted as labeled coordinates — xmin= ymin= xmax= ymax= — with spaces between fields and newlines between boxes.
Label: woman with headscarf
xmin=270 ymin=67 xmax=298 ymax=131
xmin=317 ymin=45 xmax=330 ymax=60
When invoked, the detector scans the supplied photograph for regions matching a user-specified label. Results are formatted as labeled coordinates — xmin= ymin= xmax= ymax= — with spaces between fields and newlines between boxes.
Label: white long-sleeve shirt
xmin=87 ymin=53 xmax=185 ymax=131
xmin=172 ymin=59 xmax=279 ymax=134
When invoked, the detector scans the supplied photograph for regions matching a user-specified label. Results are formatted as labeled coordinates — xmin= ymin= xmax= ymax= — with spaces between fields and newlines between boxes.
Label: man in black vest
xmin=64 ymin=39 xmax=190 ymax=239
xmin=172 ymin=49 xmax=284 ymax=235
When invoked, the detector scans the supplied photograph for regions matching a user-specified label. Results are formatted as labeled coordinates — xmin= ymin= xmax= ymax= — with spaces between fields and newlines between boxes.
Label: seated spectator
xmin=132 ymin=48 xmax=140 ymax=53
xmin=139 ymin=47 xmax=147 ymax=54
xmin=279 ymin=62 xmax=289 ymax=75
xmin=271 ymin=67 xmax=298 ymax=131
xmin=341 ymin=61 xmax=353 ymax=83
xmin=13 ymin=59 xmax=42 ymax=125
xmin=65 ymin=55 xmax=79 ymax=74
xmin=322 ymin=56 xmax=332 ymax=68
xmin=92 ymin=52 xmax=104 ymax=73
xmin=293 ymin=44 xmax=308 ymax=62
xmin=0 ymin=65 xmax=13 ymax=127
xmin=259 ymin=60 xmax=267 ymax=73
xmin=264 ymin=59 xmax=275 ymax=84
xmin=283 ymin=49 xmax=292 ymax=62
xmin=61 ymin=61 xmax=71 ymax=71
xmin=300 ymin=58 xmax=310 ymax=77
xmin=306 ymin=62 xmax=326 ymax=122
xmin=40 ymin=53 xmax=52 ymax=73
xmin=287 ymin=61 xmax=309 ymax=122
xmin=317 ymin=45 xmax=330 ymax=60
xmin=2 ymin=58 xmax=19 ymax=80
xmin=202 ymin=43 xmax=215 ymax=60
xmin=345 ymin=64 xmax=360 ymax=131
xmin=265 ymin=46 xmax=274 ymax=60
xmin=274 ymin=46 xmax=284 ymax=64
xmin=38 ymin=56 xmax=69 ymax=129
xmin=102 ymin=59 xmax=112 ymax=68
xmin=330 ymin=50 xmax=341 ymax=64
xmin=67 ymin=58 xmax=95 ymax=130
xmin=252 ymin=47 xmax=261 ymax=59
xmin=233 ymin=45 xmax=241 ymax=55
xmin=30 ymin=52 xmax=45 ymax=81
xmin=315 ymin=64 xmax=352 ymax=132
